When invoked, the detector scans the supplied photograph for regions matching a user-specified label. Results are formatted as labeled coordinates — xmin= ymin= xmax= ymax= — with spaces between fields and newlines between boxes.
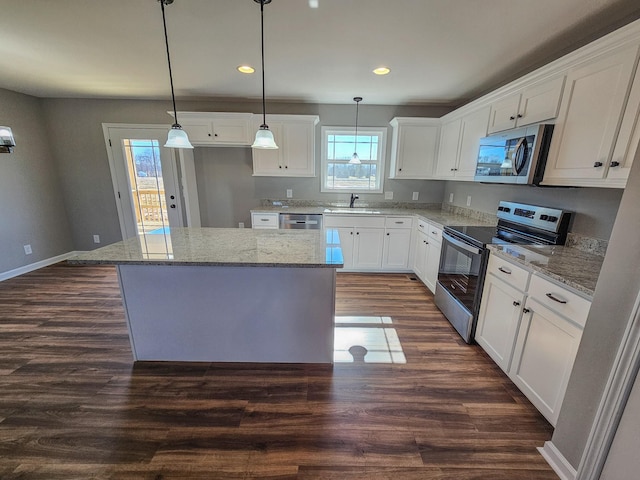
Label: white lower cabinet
xmin=382 ymin=227 xmax=412 ymax=269
xmin=412 ymin=220 xmax=442 ymax=293
xmin=353 ymin=228 xmax=385 ymax=269
xmin=476 ymin=253 xmax=591 ymax=426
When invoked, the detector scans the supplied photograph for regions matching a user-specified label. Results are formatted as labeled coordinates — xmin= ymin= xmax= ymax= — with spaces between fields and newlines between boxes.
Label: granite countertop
xmin=251 ymin=206 xmax=496 ymax=229
xmin=488 ymin=244 xmax=604 ymax=298
xmin=67 ymin=228 xmax=343 ymax=268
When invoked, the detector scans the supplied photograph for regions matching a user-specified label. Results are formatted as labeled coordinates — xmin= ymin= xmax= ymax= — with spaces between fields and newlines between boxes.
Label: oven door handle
xmin=442 ymin=232 xmax=483 ymax=255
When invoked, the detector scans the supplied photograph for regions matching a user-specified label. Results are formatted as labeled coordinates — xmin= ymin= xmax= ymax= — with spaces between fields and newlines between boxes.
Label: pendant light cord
xmin=160 ymin=0 xmax=179 ymax=127
xmin=260 ymin=0 xmax=267 ymax=128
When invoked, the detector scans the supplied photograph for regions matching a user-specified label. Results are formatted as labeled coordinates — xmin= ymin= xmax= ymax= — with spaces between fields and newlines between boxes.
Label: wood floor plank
xmin=0 ymin=265 xmax=558 ymax=478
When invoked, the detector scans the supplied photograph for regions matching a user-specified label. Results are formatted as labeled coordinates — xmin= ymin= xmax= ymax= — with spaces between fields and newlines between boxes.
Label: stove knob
xmin=540 ymin=214 xmax=549 ymax=221
xmin=547 ymin=216 xmax=558 ymax=223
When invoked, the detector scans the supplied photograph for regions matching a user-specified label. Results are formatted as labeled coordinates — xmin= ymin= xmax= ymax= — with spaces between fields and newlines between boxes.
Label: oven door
xmin=437 ymin=231 xmax=485 ymax=313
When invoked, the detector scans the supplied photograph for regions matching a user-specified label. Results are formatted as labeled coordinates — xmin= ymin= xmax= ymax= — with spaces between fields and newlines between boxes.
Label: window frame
xmin=320 ymin=126 xmax=387 ymax=194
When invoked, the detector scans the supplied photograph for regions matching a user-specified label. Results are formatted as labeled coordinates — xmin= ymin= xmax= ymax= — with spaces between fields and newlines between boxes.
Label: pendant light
xmin=159 ymin=0 xmax=193 ymax=149
xmin=349 ymin=97 xmax=362 ymax=165
xmin=252 ymin=0 xmax=278 ymax=149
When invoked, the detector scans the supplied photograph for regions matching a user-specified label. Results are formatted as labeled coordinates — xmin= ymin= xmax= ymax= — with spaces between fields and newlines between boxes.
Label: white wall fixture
xmin=252 ymin=0 xmax=278 ymax=150
xmin=0 ymin=126 xmax=16 ymax=153
xmin=159 ymin=0 xmax=193 ymax=149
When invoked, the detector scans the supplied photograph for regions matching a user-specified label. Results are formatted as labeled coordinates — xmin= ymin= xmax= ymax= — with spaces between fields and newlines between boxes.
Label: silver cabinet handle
xmin=498 ymin=267 xmax=512 ymax=274
xmin=546 ymin=292 xmax=568 ymax=304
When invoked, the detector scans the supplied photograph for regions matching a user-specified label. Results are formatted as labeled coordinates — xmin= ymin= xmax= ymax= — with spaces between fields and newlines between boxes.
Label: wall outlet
xmin=286 ymin=189 xmax=293 ymax=198
xmin=93 ymin=234 xmax=100 ymax=244
xmin=385 ymin=191 xmax=393 ymax=200
xmin=466 ymin=195 xmax=472 ymax=207
xmin=23 ymin=244 xmax=32 ymax=255
xmin=449 ymin=193 xmax=454 ymax=203
xmin=238 ymin=222 xmax=245 ymax=228
xmin=412 ymin=192 xmax=419 ymax=201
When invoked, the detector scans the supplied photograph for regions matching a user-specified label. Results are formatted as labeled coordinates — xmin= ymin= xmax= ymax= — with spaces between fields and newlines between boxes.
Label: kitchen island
xmin=68 ymin=228 xmax=343 ymax=363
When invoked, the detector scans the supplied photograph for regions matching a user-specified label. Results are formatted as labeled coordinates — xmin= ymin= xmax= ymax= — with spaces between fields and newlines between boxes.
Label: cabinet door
xmin=413 ymin=230 xmax=429 ymax=282
xmin=335 ymin=227 xmax=354 ymax=270
xmin=488 ymin=93 xmax=520 ymax=134
xmin=543 ymin=45 xmax=639 ymax=186
xmin=211 ymin=118 xmax=250 ymax=145
xmin=509 ymin=297 xmax=583 ymax=426
xmin=251 ymin=122 xmax=284 ymax=175
xmin=353 ymin=228 xmax=384 ymax=269
xmin=456 ymin=106 xmax=491 ymax=179
xmin=517 ymin=76 xmax=565 ymax=127
xmin=434 ymin=118 xmax=461 ymax=178
xmin=392 ymin=123 xmax=439 ymax=178
xmin=181 ymin=121 xmax=214 ymax=144
xmin=424 ymin=239 xmax=442 ymax=294
xmin=282 ymin=122 xmax=315 ymax=176
xmin=382 ymin=228 xmax=412 ymax=270
xmin=476 ymin=274 xmax=524 ymax=373
xmin=608 ymin=60 xmax=640 ymax=185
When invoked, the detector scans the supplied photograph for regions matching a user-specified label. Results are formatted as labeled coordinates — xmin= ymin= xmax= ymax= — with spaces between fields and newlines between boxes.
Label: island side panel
xmin=117 ymin=264 xmax=336 ymax=363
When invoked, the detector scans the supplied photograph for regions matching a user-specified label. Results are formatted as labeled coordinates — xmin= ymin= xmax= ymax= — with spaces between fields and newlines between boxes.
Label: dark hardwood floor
xmin=0 ymin=264 xmax=558 ymax=479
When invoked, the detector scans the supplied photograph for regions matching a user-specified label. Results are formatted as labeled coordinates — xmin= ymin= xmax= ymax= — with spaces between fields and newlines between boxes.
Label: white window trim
xmin=320 ymin=126 xmax=387 ymax=194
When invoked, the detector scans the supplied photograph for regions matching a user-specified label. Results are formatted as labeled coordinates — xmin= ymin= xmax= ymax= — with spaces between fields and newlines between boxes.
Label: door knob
xmin=170 ymin=204 xmax=176 ymax=209
xmin=610 ymin=161 xmax=620 ymax=167
xmin=522 ymin=308 xmax=530 ymax=314
xmin=513 ymin=301 xmax=521 ymax=307
xmin=594 ymin=162 xmax=603 ymax=167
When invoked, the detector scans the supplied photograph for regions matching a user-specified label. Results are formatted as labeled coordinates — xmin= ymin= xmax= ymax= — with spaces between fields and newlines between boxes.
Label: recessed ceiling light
xmin=237 ymin=65 xmax=255 ymax=74
xmin=373 ymin=67 xmax=391 ymax=75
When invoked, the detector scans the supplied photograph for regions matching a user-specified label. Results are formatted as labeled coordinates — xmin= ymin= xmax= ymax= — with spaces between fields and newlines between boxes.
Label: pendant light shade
xmin=349 ymin=97 xmax=362 ymax=165
xmin=159 ymin=0 xmax=193 ymax=149
xmin=252 ymin=0 xmax=278 ymax=150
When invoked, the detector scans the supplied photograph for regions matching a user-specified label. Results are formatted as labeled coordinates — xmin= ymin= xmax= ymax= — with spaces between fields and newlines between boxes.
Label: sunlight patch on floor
xmin=334 ymin=316 xmax=406 ymax=364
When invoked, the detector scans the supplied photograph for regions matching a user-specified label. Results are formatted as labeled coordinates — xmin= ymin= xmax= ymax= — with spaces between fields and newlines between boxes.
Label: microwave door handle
xmin=442 ymin=232 xmax=483 ymax=255
xmin=513 ymin=138 xmax=528 ymax=174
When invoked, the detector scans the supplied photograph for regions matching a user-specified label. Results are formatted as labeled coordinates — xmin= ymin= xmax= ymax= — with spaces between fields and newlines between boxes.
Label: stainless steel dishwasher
xmin=279 ymin=213 xmax=323 ymax=229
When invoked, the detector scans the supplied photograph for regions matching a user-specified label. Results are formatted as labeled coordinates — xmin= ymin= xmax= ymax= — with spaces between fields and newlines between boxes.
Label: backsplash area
xmin=566 ymin=233 xmax=608 ymax=257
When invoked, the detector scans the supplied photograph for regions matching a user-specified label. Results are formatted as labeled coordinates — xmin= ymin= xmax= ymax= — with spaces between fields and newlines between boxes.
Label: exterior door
xmin=104 ymin=125 xmax=183 ymax=240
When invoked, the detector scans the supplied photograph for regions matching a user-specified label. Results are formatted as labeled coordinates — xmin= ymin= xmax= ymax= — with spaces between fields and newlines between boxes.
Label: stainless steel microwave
xmin=474 ymin=124 xmax=554 ymax=185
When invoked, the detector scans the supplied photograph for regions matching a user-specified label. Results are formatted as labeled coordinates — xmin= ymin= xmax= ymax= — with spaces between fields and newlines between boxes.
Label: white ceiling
xmin=1 ymin=0 xmax=640 ymax=106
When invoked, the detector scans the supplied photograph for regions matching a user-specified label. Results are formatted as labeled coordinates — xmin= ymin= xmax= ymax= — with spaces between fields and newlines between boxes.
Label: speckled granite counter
xmin=68 ymin=227 xmax=343 ymax=268
xmin=251 ymin=206 xmax=496 ymax=229
xmin=488 ymin=244 xmax=603 ymax=298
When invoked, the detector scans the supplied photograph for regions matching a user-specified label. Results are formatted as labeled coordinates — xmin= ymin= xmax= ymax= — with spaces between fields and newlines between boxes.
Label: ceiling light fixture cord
xmin=259 ymin=0 xmax=267 ymax=128
xmin=351 ymin=96 xmax=362 ymax=164
xmin=160 ymin=0 xmax=178 ymax=128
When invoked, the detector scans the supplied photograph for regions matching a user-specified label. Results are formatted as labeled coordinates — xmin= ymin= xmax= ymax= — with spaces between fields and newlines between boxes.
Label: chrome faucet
xmin=349 ymin=193 xmax=359 ymax=208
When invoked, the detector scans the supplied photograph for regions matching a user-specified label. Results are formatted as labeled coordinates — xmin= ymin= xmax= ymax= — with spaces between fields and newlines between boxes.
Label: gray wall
xmin=443 ymin=181 xmax=623 ymax=240
xmin=551 ymin=139 xmax=640 ymax=468
xmin=0 ymin=88 xmax=73 ymax=273
xmin=194 ymin=103 xmax=449 ymax=228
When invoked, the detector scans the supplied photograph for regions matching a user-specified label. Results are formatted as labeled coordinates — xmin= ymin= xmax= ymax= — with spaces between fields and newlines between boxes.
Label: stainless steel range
xmin=434 ymin=201 xmax=572 ymax=343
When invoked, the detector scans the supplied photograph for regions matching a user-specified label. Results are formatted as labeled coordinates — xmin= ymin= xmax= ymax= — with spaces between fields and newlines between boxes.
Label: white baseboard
xmin=0 ymin=251 xmax=85 ymax=282
xmin=539 ymin=441 xmax=577 ymax=480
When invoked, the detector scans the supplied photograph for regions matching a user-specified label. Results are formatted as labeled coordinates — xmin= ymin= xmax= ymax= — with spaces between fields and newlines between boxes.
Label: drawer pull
xmin=260 ymin=218 xmax=270 ymax=221
xmin=498 ymin=267 xmax=512 ymax=275
xmin=419 ymin=224 xmax=425 ymax=228
xmin=431 ymin=231 xmax=438 ymax=235
xmin=513 ymin=301 xmax=521 ymax=307
xmin=395 ymin=221 xmax=404 ymax=224
xmin=546 ymin=292 xmax=568 ymax=304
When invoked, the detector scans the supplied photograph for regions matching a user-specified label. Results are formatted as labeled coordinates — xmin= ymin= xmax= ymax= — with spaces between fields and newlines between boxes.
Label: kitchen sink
xmin=323 ymin=208 xmax=382 ymax=214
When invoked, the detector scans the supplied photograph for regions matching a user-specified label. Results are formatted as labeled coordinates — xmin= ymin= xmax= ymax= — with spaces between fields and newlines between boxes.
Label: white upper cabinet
xmin=434 ymin=106 xmax=490 ymax=181
xmin=174 ymin=112 xmax=253 ymax=146
xmin=251 ymin=115 xmax=319 ymax=177
xmin=541 ymin=44 xmax=640 ymax=187
xmin=487 ymin=76 xmax=565 ymax=134
xmin=389 ymin=118 xmax=440 ymax=179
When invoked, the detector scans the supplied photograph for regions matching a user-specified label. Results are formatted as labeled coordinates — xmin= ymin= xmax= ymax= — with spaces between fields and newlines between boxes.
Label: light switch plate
xmin=449 ymin=193 xmax=454 ymax=203
xmin=385 ymin=191 xmax=393 ymax=200
xmin=23 ymin=244 xmax=32 ymax=255
xmin=412 ymin=192 xmax=419 ymax=200
xmin=286 ymin=189 xmax=293 ymax=198
xmin=238 ymin=222 xmax=245 ymax=228
xmin=93 ymin=234 xmax=100 ymax=243
xmin=466 ymin=195 xmax=472 ymax=207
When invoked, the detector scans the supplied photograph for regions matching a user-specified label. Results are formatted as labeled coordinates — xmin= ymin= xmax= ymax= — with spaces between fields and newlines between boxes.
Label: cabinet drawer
xmin=385 ymin=216 xmax=413 ymax=229
xmin=528 ymin=274 xmax=591 ymax=327
xmin=323 ymin=215 xmax=386 ymax=228
xmin=251 ymin=212 xmax=279 ymax=229
xmin=427 ymin=225 xmax=442 ymax=243
xmin=487 ymin=254 xmax=530 ymax=292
